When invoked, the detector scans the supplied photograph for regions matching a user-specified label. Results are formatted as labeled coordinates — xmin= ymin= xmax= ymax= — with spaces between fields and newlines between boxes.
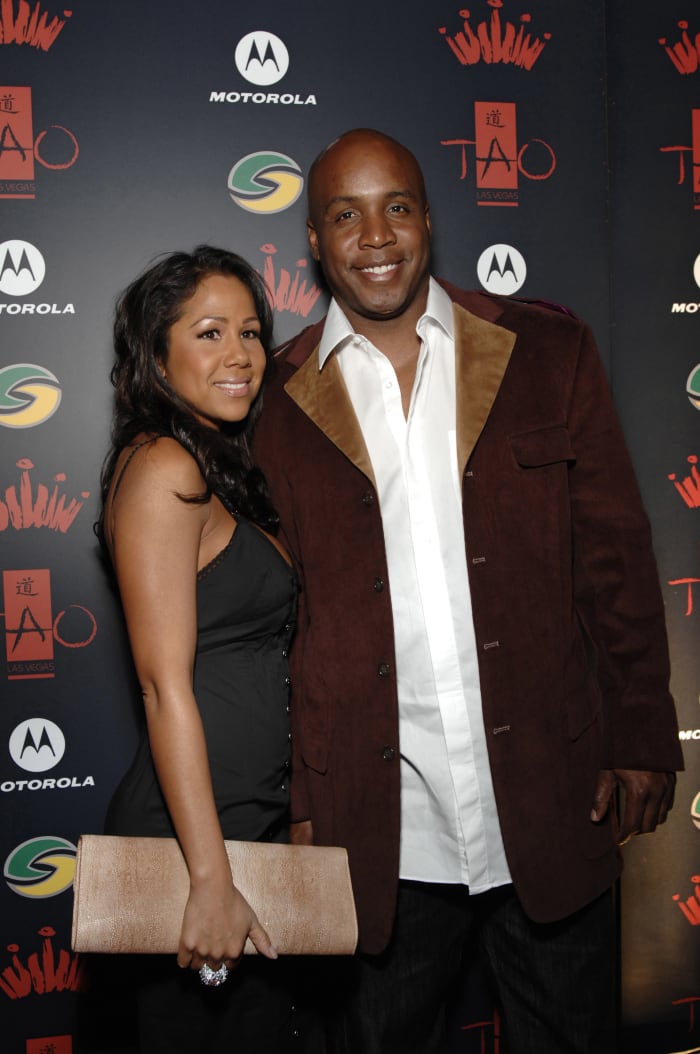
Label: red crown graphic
xmin=668 ymin=455 xmax=700 ymax=509
xmin=259 ymin=244 xmax=322 ymax=319
xmin=673 ymin=876 xmax=700 ymax=926
xmin=439 ymin=1 xmax=551 ymax=71
xmin=0 ymin=458 xmax=89 ymax=533
xmin=659 ymin=20 xmax=700 ymax=75
xmin=0 ymin=1 xmax=72 ymax=52
xmin=0 ymin=927 xmax=85 ymax=1000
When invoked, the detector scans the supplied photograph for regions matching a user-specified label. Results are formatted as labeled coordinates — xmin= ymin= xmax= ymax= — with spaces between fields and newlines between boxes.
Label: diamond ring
xmin=199 ymin=962 xmax=229 ymax=986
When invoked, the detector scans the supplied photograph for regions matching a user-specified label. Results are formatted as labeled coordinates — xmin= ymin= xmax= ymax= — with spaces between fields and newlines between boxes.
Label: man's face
xmin=307 ymin=133 xmax=432 ymax=327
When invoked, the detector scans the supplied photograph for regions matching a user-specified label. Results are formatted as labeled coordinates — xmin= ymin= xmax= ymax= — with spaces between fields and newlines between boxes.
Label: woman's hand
xmin=177 ymin=877 xmax=278 ymax=973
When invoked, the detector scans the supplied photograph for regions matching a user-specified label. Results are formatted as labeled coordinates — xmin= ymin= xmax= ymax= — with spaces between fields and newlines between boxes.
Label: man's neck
xmin=343 ymin=296 xmax=427 ymax=370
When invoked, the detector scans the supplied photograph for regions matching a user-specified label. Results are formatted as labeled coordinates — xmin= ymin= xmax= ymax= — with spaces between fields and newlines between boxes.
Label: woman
xmin=97 ymin=246 xmax=298 ymax=1052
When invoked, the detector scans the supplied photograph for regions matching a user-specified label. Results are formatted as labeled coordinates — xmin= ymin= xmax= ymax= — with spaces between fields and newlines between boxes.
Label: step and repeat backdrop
xmin=1 ymin=1 xmax=698 ymax=1051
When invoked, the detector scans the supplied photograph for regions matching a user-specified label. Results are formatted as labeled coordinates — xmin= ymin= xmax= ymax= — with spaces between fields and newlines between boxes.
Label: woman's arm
xmin=108 ymin=437 xmax=277 ymax=970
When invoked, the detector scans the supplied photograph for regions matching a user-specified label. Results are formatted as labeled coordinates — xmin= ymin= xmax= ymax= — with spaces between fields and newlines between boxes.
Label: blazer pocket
xmin=565 ymin=682 xmax=601 ymax=741
xmin=300 ymin=734 xmax=328 ymax=775
xmin=509 ymin=425 xmax=575 ymax=468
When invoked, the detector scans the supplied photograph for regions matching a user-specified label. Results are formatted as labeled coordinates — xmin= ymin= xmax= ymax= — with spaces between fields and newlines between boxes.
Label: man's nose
xmin=359 ymin=212 xmax=396 ymax=248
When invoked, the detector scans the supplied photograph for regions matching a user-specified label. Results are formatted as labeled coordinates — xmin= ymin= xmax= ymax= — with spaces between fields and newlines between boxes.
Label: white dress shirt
xmin=318 ymin=279 xmax=511 ymax=891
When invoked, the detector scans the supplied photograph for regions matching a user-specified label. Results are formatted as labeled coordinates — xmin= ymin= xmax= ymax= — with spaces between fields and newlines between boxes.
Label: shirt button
xmin=286 ymin=704 xmax=291 ymax=713
xmin=362 ymin=491 xmax=375 ymax=506
xmin=382 ymin=746 xmax=395 ymax=762
xmin=377 ymin=662 xmax=391 ymax=677
xmin=373 ymin=577 xmax=384 ymax=592
xmin=282 ymin=647 xmax=289 ymax=657
xmin=285 ymin=675 xmax=292 ymax=686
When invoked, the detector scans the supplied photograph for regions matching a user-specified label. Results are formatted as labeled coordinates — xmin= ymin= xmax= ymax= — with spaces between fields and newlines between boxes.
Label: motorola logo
xmin=9 ymin=718 xmax=65 ymax=772
xmin=234 ymin=32 xmax=289 ymax=86
xmin=0 ymin=240 xmax=46 ymax=296
xmin=477 ymin=244 xmax=526 ymax=295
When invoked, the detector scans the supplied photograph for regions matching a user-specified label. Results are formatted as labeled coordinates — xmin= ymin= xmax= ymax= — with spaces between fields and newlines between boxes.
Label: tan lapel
xmin=454 ymin=302 xmax=516 ymax=475
xmin=284 ymin=346 xmax=377 ymax=487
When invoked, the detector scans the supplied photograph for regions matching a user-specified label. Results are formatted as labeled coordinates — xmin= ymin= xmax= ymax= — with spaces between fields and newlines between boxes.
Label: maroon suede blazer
xmin=254 ymin=281 xmax=682 ymax=955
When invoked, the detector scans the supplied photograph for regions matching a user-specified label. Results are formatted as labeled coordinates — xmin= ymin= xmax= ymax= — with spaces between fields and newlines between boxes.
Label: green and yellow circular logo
xmin=4 ymin=836 xmax=77 ymax=898
xmin=228 ymin=151 xmax=303 ymax=214
xmin=0 ymin=363 xmax=61 ymax=428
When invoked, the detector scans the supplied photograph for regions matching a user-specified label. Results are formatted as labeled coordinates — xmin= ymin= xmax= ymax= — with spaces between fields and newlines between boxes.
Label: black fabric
xmin=105 ymin=519 xmax=297 ymax=840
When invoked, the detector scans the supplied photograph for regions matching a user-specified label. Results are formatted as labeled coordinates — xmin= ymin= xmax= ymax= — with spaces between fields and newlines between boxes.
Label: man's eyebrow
xmin=322 ymin=188 xmax=419 ymax=211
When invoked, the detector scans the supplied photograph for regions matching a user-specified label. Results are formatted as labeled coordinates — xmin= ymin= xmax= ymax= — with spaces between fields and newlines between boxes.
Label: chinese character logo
xmin=442 ymin=101 xmax=556 ymax=207
xmin=660 ymin=109 xmax=700 ymax=210
xmin=2 ymin=567 xmax=97 ymax=681
xmin=0 ymin=86 xmax=79 ymax=200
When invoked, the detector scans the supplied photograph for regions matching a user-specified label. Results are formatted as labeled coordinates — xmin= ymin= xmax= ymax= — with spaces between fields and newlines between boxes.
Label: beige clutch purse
xmin=71 ymin=834 xmax=358 ymax=956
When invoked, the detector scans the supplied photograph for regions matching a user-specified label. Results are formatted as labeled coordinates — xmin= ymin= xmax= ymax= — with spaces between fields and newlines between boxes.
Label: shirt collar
xmin=317 ymin=277 xmax=454 ymax=370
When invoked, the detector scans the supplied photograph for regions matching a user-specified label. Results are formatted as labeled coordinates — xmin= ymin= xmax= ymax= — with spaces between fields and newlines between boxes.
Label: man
xmin=254 ymin=128 xmax=682 ymax=1053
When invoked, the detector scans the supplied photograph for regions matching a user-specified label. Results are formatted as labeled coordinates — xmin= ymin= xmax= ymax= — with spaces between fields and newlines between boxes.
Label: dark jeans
xmin=325 ymin=881 xmax=616 ymax=1054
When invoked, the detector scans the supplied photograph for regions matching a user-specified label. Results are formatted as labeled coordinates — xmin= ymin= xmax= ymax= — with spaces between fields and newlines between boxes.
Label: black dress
xmin=106 ymin=518 xmax=296 ymax=842
xmin=102 ymin=518 xmax=302 ymax=1054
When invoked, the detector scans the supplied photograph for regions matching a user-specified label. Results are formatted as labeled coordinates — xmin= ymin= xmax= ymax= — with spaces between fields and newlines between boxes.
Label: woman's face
xmin=161 ymin=273 xmax=267 ymax=429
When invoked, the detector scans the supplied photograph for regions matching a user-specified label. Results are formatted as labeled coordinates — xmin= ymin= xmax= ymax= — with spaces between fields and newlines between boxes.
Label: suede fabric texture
xmin=254 ymin=281 xmax=682 ymax=955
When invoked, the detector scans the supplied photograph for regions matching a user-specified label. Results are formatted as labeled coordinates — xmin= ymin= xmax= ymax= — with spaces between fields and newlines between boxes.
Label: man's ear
xmin=425 ymin=203 xmax=431 ymax=235
xmin=307 ymin=218 xmax=320 ymax=262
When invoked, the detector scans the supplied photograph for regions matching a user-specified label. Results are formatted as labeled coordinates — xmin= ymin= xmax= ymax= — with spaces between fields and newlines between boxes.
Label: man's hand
xmin=591 ymin=769 xmax=676 ymax=845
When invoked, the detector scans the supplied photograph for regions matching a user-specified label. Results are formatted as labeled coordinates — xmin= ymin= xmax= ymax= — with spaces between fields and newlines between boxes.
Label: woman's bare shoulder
xmin=115 ymin=434 xmax=205 ymax=496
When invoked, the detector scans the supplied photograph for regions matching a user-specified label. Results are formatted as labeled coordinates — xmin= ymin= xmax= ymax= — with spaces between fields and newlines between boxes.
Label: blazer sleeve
xmin=566 ymin=322 xmax=682 ymax=771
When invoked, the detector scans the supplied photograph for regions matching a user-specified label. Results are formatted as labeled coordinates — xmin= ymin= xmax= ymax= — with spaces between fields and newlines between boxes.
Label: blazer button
xmin=382 ymin=746 xmax=395 ymax=761
xmin=373 ymin=577 xmax=384 ymax=592
xmin=362 ymin=491 xmax=376 ymax=506
xmin=377 ymin=662 xmax=391 ymax=677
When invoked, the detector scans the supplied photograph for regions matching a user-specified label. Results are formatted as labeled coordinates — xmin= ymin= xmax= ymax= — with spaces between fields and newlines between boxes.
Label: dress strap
xmin=111 ymin=437 xmax=159 ymax=502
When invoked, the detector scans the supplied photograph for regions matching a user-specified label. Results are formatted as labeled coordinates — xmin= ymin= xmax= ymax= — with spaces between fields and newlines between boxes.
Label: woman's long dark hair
xmin=96 ymin=245 xmax=279 ymax=549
